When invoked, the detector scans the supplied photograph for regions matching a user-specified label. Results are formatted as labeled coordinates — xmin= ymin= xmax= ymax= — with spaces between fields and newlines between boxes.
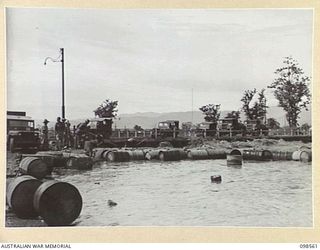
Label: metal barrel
xmin=178 ymin=149 xmax=188 ymax=160
xmin=242 ymin=150 xmax=273 ymax=161
xmin=145 ymin=150 xmax=161 ymax=160
xmin=66 ymin=154 xmax=93 ymax=170
xmin=299 ymin=146 xmax=311 ymax=151
xmin=227 ymin=149 xmax=242 ymax=166
xmin=227 ymin=155 xmax=242 ymax=166
xmin=106 ymin=151 xmax=130 ymax=162
xmin=187 ymin=149 xmax=210 ymax=160
xmin=92 ymin=148 xmax=110 ymax=162
xmin=36 ymin=151 xmax=66 ymax=168
xmin=206 ymin=149 xmax=227 ymax=159
xmin=159 ymin=149 xmax=182 ymax=161
xmin=272 ymin=151 xmax=293 ymax=161
xmin=211 ymin=175 xmax=222 ymax=183
xmin=19 ymin=157 xmax=48 ymax=179
xmin=292 ymin=150 xmax=312 ymax=162
xmin=6 ymin=175 xmax=42 ymax=218
xmin=127 ymin=150 xmax=146 ymax=161
xmin=22 ymin=154 xmax=54 ymax=174
xmin=33 ymin=180 xmax=83 ymax=226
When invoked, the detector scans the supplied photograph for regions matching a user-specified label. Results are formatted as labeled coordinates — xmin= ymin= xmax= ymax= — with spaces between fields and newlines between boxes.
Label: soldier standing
xmin=75 ymin=119 xmax=90 ymax=148
xmin=64 ymin=120 xmax=72 ymax=148
xmin=61 ymin=118 xmax=66 ymax=147
xmin=41 ymin=119 xmax=49 ymax=151
xmin=55 ymin=117 xmax=64 ymax=150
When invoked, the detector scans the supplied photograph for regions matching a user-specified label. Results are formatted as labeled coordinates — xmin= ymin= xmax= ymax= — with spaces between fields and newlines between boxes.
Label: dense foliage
xmin=268 ymin=57 xmax=311 ymax=127
xmin=94 ymin=99 xmax=118 ymax=118
xmin=199 ymin=104 xmax=221 ymax=123
xmin=241 ymin=88 xmax=268 ymax=121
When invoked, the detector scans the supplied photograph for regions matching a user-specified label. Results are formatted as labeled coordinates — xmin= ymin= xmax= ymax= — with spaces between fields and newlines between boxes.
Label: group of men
xmin=40 ymin=117 xmax=92 ymax=150
xmin=54 ymin=117 xmax=73 ymax=150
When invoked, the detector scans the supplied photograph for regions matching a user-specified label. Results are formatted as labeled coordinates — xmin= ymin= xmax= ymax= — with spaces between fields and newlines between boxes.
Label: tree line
xmin=93 ymin=57 xmax=311 ymax=130
xmin=199 ymin=56 xmax=311 ymax=129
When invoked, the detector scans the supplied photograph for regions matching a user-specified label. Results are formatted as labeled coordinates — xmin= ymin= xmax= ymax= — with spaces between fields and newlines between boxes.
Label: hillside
xmin=36 ymin=106 xmax=311 ymax=129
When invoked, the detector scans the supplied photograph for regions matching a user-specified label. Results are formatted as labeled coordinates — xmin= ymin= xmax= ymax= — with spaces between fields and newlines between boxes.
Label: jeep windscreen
xmin=8 ymin=119 xmax=34 ymax=131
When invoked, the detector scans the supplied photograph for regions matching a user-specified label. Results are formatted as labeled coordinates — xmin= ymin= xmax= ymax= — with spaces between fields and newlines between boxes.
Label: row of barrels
xmin=92 ymin=148 xmax=227 ymax=162
xmin=6 ymin=175 xmax=82 ymax=226
xmin=8 ymin=153 xmax=84 ymax=226
xmin=18 ymin=154 xmax=93 ymax=180
xmin=92 ymin=147 xmax=312 ymax=163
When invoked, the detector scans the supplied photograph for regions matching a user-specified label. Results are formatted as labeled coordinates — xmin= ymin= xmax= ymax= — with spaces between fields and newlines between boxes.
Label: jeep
xmin=7 ymin=111 xmax=40 ymax=152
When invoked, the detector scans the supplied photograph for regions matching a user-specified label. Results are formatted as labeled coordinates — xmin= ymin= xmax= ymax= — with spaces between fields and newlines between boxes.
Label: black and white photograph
xmin=5 ymin=7 xmax=313 ymax=228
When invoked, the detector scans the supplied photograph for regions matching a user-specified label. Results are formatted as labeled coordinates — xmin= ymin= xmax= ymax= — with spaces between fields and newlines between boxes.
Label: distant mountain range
xmin=36 ymin=106 xmax=311 ymax=129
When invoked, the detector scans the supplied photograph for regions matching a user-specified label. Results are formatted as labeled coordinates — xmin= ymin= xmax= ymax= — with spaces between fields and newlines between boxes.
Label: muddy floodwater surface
xmin=52 ymin=159 xmax=312 ymax=227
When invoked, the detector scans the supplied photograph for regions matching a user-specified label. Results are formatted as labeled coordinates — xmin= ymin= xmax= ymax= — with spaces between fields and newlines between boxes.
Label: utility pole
xmin=61 ymin=48 xmax=65 ymax=119
xmin=44 ymin=48 xmax=65 ymax=119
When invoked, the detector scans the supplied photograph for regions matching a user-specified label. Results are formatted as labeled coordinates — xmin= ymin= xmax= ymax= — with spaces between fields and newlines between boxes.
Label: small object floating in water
xmin=211 ymin=175 xmax=222 ymax=184
xmin=108 ymin=199 xmax=118 ymax=207
xmin=94 ymin=182 xmax=100 ymax=185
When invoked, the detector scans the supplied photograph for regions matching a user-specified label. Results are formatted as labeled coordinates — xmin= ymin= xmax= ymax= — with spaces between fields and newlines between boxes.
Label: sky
xmin=6 ymin=8 xmax=313 ymax=121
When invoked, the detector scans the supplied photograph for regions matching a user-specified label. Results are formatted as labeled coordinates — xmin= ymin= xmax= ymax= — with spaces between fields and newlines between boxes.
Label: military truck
xmin=155 ymin=120 xmax=179 ymax=138
xmin=217 ymin=117 xmax=245 ymax=137
xmin=7 ymin=111 xmax=40 ymax=152
xmin=244 ymin=119 xmax=268 ymax=136
xmin=75 ymin=117 xmax=113 ymax=149
xmin=197 ymin=122 xmax=217 ymax=137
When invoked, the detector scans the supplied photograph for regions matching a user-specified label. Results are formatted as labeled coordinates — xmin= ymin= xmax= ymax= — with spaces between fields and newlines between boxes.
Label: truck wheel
xmin=9 ymin=138 xmax=15 ymax=153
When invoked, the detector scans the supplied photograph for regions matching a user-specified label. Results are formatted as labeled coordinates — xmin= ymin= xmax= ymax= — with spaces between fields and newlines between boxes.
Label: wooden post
xmin=173 ymin=127 xmax=176 ymax=138
xmin=143 ymin=130 xmax=146 ymax=137
xmin=260 ymin=129 xmax=262 ymax=136
xmin=229 ymin=128 xmax=232 ymax=138
xmin=155 ymin=129 xmax=157 ymax=139
xmin=126 ymin=130 xmax=129 ymax=138
xmin=134 ymin=131 xmax=137 ymax=137
xmin=117 ymin=130 xmax=121 ymax=138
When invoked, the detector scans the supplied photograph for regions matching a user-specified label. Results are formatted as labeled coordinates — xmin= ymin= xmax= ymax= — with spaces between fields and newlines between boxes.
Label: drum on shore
xmin=6 ymin=175 xmax=42 ymax=218
xmin=19 ymin=157 xmax=48 ymax=179
xmin=33 ymin=180 xmax=82 ymax=226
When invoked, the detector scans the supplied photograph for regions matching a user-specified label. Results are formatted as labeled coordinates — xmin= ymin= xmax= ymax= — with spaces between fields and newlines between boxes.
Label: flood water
xmin=53 ymin=159 xmax=313 ymax=227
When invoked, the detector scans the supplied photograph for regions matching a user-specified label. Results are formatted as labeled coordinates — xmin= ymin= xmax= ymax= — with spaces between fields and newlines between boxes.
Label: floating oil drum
xmin=33 ymin=180 xmax=83 ymax=226
xmin=145 ymin=150 xmax=161 ymax=160
xmin=37 ymin=151 xmax=66 ymax=168
xmin=272 ymin=151 xmax=293 ymax=161
xmin=128 ymin=150 xmax=145 ymax=161
xmin=6 ymin=175 xmax=42 ymax=218
xmin=187 ymin=149 xmax=210 ymax=160
xmin=178 ymin=149 xmax=188 ymax=160
xmin=159 ymin=150 xmax=181 ymax=161
xmin=92 ymin=148 xmax=109 ymax=162
xmin=227 ymin=149 xmax=242 ymax=166
xmin=211 ymin=175 xmax=222 ymax=183
xmin=66 ymin=154 xmax=93 ymax=170
xmin=22 ymin=154 xmax=54 ymax=174
xmin=106 ymin=151 xmax=130 ymax=162
xmin=206 ymin=149 xmax=227 ymax=159
xmin=299 ymin=146 xmax=311 ymax=151
xmin=242 ymin=150 xmax=273 ymax=161
xmin=292 ymin=150 xmax=312 ymax=162
xmin=19 ymin=157 xmax=48 ymax=179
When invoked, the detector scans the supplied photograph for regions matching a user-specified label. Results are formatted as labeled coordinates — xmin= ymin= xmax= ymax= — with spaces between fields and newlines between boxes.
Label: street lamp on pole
xmin=44 ymin=48 xmax=65 ymax=119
